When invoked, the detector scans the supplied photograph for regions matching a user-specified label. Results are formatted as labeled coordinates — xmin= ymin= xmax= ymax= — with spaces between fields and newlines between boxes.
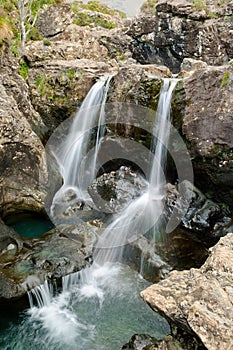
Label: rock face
xmin=141 ymin=233 xmax=233 ymax=350
xmin=128 ymin=0 xmax=233 ymax=72
xmin=24 ymin=2 xmax=124 ymax=134
xmin=0 ymin=80 xmax=47 ymax=218
xmin=182 ymin=65 xmax=233 ymax=207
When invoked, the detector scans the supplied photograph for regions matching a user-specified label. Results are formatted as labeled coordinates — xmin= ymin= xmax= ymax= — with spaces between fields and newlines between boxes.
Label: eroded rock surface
xmin=141 ymin=233 xmax=233 ymax=350
xmin=0 ymin=221 xmax=102 ymax=302
xmin=0 ymin=81 xmax=47 ymax=218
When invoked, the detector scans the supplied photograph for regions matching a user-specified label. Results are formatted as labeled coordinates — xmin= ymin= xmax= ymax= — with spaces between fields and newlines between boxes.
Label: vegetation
xmin=74 ymin=12 xmax=117 ymax=29
xmin=221 ymin=70 xmax=231 ymax=87
xmin=71 ymin=1 xmax=126 ymax=18
xmin=0 ymin=0 xmax=61 ymax=55
xmin=18 ymin=60 xmax=28 ymax=79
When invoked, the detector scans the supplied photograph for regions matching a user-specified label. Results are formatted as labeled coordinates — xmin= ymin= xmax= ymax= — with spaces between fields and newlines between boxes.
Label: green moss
xmin=28 ymin=26 xmax=43 ymax=41
xmin=43 ymin=38 xmax=51 ymax=46
xmin=71 ymin=0 xmax=126 ymax=18
xmin=67 ymin=69 xmax=76 ymax=80
xmin=221 ymin=70 xmax=230 ymax=87
xmin=193 ymin=0 xmax=207 ymax=11
xmin=18 ymin=61 xmax=28 ymax=80
xmin=209 ymin=12 xmax=219 ymax=18
xmin=74 ymin=12 xmax=117 ymax=29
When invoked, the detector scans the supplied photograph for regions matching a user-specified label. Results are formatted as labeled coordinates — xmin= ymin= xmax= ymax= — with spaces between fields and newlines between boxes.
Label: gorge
xmin=0 ymin=0 xmax=233 ymax=349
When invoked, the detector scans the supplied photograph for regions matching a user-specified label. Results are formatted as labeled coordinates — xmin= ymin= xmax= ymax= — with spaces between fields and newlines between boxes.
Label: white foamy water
xmin=0 ymin=263 xmax=169 ymax=350
xmin=50 ymin=75 xmax=113 ymax=218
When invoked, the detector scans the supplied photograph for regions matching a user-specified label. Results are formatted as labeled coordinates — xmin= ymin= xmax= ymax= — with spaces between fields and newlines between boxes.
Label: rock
xmin=0 ymin=81 xmax=47 ymax=218
xmin=0 ymin=219 xmax=23 ymax=253
xmin=0 ymin=221 xmax=102 ymax=302
xmin=121 ymin=333 xmax=197 ymax=350
xmin=36 ymin=3 xmax=75 ymax=37
xmin=124 ymin=226 xmax=209 ymax=283
xmin=141 ymin=233 xmax=233 ymax=350
xmin=180 ymin=58 xmax=208 ymax=72
xmin=127 ymin=0 xmax=233 ymax=72
xmin=166 ymin=181 xmax=233 ymax=242
xmin=88 ymin=166 xmax=147 ymax=213
xmin=182 ymin=65 xmax=233 ymax=208
xmin=0 ymin=67 xmax=47 ymax=140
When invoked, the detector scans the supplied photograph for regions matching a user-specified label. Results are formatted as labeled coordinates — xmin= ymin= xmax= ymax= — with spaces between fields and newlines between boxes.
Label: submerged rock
xmin=121 ymin=333 xmax=204 ymax=350
xmin=0 ymin=221 xmax=102 ymax=302
xmin=141 ymin=233 xmax=233 ymax=350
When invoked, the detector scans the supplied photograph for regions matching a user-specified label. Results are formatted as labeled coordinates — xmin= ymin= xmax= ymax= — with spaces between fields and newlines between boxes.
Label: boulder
xmin=88 ymin=166 xmax=147 ymax=213
xmin=166 ymin=181 xmax=233 ymax=242
xmin=141 ymin=233 xmax=233 ymax=350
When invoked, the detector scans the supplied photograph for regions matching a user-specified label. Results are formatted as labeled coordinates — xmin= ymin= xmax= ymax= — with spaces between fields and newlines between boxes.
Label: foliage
xmin=71 ymin=1 xmax=126 ymax=18
xmin=27 ymin=26 xmax=42 ymax=40
xmin=221 ymin=70 xmax=230 ymax=87
xmin=74 ymin=12 xmax=117 ymax=29
xmin=43 ymin=38 xmax=51 ymax=46
xmin=18 ymin=60 xmax=28 ymax=79
xmin=193 ymin=0 xmax=207 ymax=11
xmin=0 ymin=0 xmax=62 ymax=55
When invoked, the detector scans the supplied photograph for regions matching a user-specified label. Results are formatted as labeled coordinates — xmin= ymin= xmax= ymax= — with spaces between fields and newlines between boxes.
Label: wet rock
xmin=0 ymin=221 xmax=101 ymax=302
xmin=88 ymin=166 xmax=147 ymax=214
xmin=51 ymin=187 xmax=104 ymax=225
xmin=128 ymin=0 xmax=233 ymax=72
xmin=121 ymin=333 xmax=201 ymax=350
xmin=141 ymin=233 xmax=233 ymax=350
xmin=0 ymin=220 xmax=23 ymax=254
xmin=165 ymin=181 xmax=233 ymax=242
xmin=124 ymin=226 xmax=209 ymax=283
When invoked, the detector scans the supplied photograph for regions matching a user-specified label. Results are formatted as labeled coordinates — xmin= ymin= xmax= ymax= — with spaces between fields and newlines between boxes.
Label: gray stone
xmin=141 ymin=233 xmax=233 ymax=350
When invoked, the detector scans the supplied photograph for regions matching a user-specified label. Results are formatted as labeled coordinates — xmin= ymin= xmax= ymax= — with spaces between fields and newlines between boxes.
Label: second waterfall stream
xmin=24 ymin=77 xmax=177 ymax=350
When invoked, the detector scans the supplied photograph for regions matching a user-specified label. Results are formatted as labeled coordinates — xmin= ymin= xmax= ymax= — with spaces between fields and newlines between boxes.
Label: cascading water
xmin=0 ymin=79 xmax=178 ymax=350
xmin=94 ymin=78 xmax=177 ymax=265
xmin=51 ymin=75 xmax=113 ymax=218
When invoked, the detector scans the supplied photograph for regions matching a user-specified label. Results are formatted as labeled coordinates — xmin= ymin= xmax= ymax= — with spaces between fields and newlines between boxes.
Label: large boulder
xmin=141 ymin=233 xmax=233 ymax=350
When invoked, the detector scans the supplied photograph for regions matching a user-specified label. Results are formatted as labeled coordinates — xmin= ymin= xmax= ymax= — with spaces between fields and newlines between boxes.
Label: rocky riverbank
xmin=0 ymin=0 xmax=232 ymax=348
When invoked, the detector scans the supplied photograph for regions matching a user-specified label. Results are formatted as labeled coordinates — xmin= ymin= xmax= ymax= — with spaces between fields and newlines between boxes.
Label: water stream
xmin=0 ymin=78 xmax=177 ymax=349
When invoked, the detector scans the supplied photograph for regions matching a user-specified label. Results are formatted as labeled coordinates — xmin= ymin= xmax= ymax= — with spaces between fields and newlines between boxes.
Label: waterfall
xmin=94 ymin=78 xmax=177 ymax=265
xmin=51 ymin=75 xmax=113 ymax=217
xmin=27 ymin=79 xmax=176 ymax=346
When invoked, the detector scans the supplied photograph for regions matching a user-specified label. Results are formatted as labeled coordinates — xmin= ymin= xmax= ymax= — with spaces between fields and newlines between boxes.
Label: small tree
xmin=17 ymin=0 xmax=38 ymax=55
